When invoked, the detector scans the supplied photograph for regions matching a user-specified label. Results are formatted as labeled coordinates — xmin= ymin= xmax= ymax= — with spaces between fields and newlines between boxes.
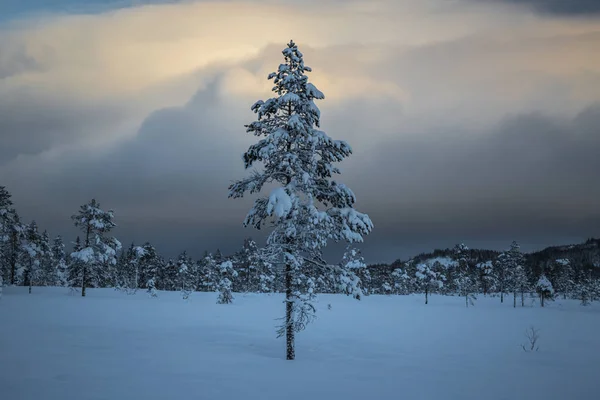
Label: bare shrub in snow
xmin=521 ymin=326 xmax=540 ymax=352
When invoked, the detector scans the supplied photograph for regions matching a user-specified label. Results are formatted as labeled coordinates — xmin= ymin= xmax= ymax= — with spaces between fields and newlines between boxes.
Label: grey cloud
xmin=2 ymin=41 xmax=600 ymax=263
xmin=0 ymin=90 xmax=129 ymax=163
xmin=484 ymin=0 xmax=600 ymax=15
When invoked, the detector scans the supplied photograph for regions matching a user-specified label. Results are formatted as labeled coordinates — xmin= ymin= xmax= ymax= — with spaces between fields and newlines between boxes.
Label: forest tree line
xmin=1 ymin=185 xmax=599 ymax=306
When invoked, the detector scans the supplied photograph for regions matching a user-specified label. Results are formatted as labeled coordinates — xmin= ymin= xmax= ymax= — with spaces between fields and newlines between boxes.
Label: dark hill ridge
xmin=366 ymin=238 xmax=600 ymax=294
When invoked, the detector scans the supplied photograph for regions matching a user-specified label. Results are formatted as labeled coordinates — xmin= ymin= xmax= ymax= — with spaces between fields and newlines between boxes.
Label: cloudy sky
xmin=1 ymin=0 xmax=599 ymax=263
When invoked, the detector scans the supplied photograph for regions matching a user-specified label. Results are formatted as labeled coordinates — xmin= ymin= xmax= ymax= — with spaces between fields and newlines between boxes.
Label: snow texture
xmin=0 ymin=287 xmax=598 ymax=400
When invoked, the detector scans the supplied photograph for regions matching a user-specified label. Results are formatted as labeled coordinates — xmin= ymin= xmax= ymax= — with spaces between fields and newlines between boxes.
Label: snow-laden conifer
xmin=22 ymin=221 xmax=43 ymax=294
xmin=476 ymin=261 xmax=495 ymax=296
xmin=337 ymin=246 xmax=370 ymax=300
xmin=52 ymin=236 xmax=68 ymax=286
xmin=229 ymin=40 xmax=372 ymax=360
xmin=415 ymin=261 xmax=445 ymax=304
xmin=453 ymin=243 xmax=477 ymax=307
xmin=0 ymin=187 xmax=23 ymax=286
xmin=554 ymin=259 xmax=574 ymax=300
xmin=70 ymin=199 xmax=121 ymax=297
xmin=216 ymin=260 xmax=237 ymax=304
xmin=535 ymin=274 xmax=554 ymax=307
xmin=176 ymin=251 xmax=194 ymax=300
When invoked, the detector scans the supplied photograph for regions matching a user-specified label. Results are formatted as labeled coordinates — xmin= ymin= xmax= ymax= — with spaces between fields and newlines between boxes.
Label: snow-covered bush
xmin=535 ymin=274 xmax=554 ymax=307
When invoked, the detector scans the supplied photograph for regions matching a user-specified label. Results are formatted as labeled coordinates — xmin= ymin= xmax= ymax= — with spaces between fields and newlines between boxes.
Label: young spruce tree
xmin=71 ymin=199 xmax=121 ymax=297
xmin=229 ymin=41 xmax=373 ymax=360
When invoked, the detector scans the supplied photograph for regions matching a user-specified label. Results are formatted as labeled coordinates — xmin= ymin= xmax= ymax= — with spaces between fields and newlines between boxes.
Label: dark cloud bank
xmin=2 ymin=41 xmax=600 ymax=263
xmin=486 ymin=0 xmax=600 ymax=16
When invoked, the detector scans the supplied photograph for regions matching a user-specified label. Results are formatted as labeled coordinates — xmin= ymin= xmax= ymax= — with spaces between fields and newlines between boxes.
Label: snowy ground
xmin=1 ymin=288 xmax=599 ymax=400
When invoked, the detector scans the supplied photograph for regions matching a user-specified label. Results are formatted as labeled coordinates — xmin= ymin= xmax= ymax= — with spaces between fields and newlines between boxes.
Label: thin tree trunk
xmin=285 ymin=262 xmax=294 ymax=361
xmin=10 ymin=231 xmax=18 ymax=285
xmin=521 ymin=290 xmax=524 ymax=307
xmin=82 ymin=224 xmax=90 ymax=297
xmin=513 ymin=291 xmax=516 ymax=308
xmin=540 ymin=293 xmax=544 ymax=307
xmin=500 ymin=291 xmax=504 ymax=303
xmin=465 ymin=293 xmax=468 ymax=308
xmin=82 ymin=266 xmax=86 ymax=297
xmin=425 ymin=287 xmax=428 ymax=305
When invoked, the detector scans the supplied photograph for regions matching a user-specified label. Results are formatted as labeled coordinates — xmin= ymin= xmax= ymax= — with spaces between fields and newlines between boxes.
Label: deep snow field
xmin=1 ymin=287 xmax=599 ymax=400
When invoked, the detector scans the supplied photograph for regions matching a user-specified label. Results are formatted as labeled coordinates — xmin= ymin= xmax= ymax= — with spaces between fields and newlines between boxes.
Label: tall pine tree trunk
xmin=285 ymin=262 xmax=294 ymax=361
xmin=513 ymin=291 xmax=516 ymax=308
xmin=425 ymin=287 xmax=428 ymax=305
xmin=540 ymin=292 xmax=544 ymax=307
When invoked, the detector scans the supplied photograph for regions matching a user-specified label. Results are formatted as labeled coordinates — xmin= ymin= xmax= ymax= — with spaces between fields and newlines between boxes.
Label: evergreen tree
xmin=176 ymin=251 xmax=194 ymax=300
xmin=415 ymin=261 xmax=445 ymax=304
xmin=0 ymin=186 xmax=14 ymax=284
xmin=22 ymin=221 xmax=43 ymax=294
xmin=236 ymin=238 xmax=259 ymax=292
xmin=196 ymin=252 xmax=217 ymax=292
xmin=39 ymin=230 xmax=56 ymax=286
xmin=507 ymin=242 xmax=527 ymax=308
xmin=0 ymin=188 xmax=24 ymax=286
xmin=117 ymin=243 xmax=145 ymax=294
xmin=555 ymin=259 xmax=574 ymax=300
xmin=139 ymin=243 xmax=161 ymax=297
xmin=495 ymin=250 xmax=511 ymax=303
xmin=453 ymin=243 xmax=477 ymax=307
xmin=578 ymin=270 xmax=593 ymax=306
xmin=392 ymin=266 xmax=411 ymax=295
xmin=160 ymin=259 xmax=179 ymax=291
xmin=67 ymin=237 xmax=83 ymax=291
xmin=216 ymin=260 xmax=237 ymax=304
xmin=336 ymin=246 xmax=370 ymax=300
xmin=229 ymin=40 xmax=373 ymax=360
xmin=52 ymin=236 xmax=68 ymax=286
xmin=476 ymin=260 xmax=496 ymax=296
xmin=70 ymin=199 xmax=121 ymax=297
xmin=535 ymin=274 xmax=554 ymax=307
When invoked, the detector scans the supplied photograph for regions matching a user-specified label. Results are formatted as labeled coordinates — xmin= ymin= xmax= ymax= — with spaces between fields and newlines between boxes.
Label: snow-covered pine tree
xmin=0 ymin=186 xmax=13 ymax=284
xmin=506 ymin=241 xmax=527 ymax=308
xmin=67 ymin=236 xmax=83 ymax=292
xmin=535 ymin=274 xmax=554 ymax=307
xmin=39 ymin=230 xmax=56 ymax=286
xmin=160 ymin=259 xmax=178 ymax=291
xmin=229 ymin=40 xmax=373 ymax=360
xmin=196 ymin=252 xmax=217 ymax=292
xmin=70 ymin=199 xmax=121 ymax=297
xmin=139 ymin=243 xmax=161 ymax=297
xmin=453 ymin=243 xmax=476 ymax=307
xmin=415 ymin=261 xmax=445 ymax=305
xmin=216 ymin=260 xmax=237 ymax=304
xmin=578 ymin=270 xmax=593 ymax=306
xmin=176 ymin=251 xmax=194 ymax=300
xmin=476 ymin=261 xmax=495 ymax=296
xmin=495 ymin=250 xmax=511 ymax=303
xmin=22 ymin=221 xmax=43 ymax=294
xmin=392 ymin=266 xmax=411 ymax=295
xmin=555 ymin=259 xmax=574 ymax=300
xmin=0 ymin=188 xmax=24 ymax=286
xmin=336 ymin=246 xmax=370 ymax=300
xmin=236 ymin=238 xmax=259 ymax=292
xmin=257 ymin=260 xmax=276 ymax=293
xmin=117 ymin=243 xmax=145 ymax=294
xmin=52 ymin=236 xmax=68 ymax=286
